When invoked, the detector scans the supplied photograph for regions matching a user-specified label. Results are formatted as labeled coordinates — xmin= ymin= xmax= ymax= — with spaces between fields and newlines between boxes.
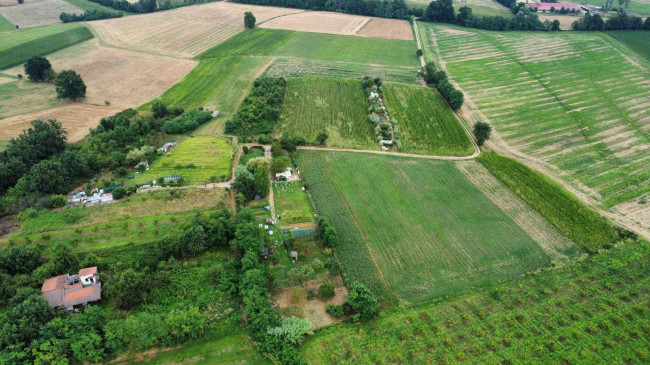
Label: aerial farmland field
xmin=131 ymin=136 xmax=233 ymax=185
xmin=279 ymin=77 xmax=375 ymax=149
xmin=607 ymin=31 xmax=650 ymax=61
xmin=421 ymin=23 xmax=650 ymax=211
xmin=0 ymin=0 xmax=82 ymax=28
xmin=383 ymin=82 xmax=474 ymax=155
xmin=297 ymin=150 xmax=568 ymax=302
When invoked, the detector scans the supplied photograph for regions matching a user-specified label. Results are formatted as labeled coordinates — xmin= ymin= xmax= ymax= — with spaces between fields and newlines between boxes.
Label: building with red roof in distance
xmin=41 ymin=267 xmax=101 ymax=310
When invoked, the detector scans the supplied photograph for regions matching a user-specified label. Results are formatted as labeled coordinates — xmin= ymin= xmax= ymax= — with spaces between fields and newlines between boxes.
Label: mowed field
xmin=1 ymin=39 xmax=196 ymax=142
xmin=131 ymin=136 xmax=233 ymax=185
xmin=0 ymin=0 xmax=82 ymax=27
xmin=279 ymin=77 xmax=375 ymax=149
xmin=422 ymin=24 xmax=650 ymax=211
xmin=297 ymin=151 xmax=562 ymax=302
xmin=89 ymin=2 xmax=301 ymax=57
xmin=0 ymin=188 xmax=229 ymax=253
xmin=259 ymin=11 xmax=368 ymax=35
xmin=383 ymin=82 xmax=474 ymax=156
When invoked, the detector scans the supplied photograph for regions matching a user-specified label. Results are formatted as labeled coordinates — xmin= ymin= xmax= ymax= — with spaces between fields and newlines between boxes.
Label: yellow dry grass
xmin=259 ymin=11 xmax=370 ymax=35
xmin=1 ymin=39 xmax=196 ymax=142
xmin=357 ymin=18 xmax=414 ymax=40
xmin=90 ymin=2 xmax=301 ymax=57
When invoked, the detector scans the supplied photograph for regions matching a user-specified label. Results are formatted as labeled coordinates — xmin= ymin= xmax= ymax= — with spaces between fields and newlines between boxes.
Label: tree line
xmin=231 ymin=0 xmax=414 ymax=19
xmin=421 ymin=61 xmax=464 ymax=110
xmin=572 ymin=12 xmax=650 ymax=30
xmin=60 ymin=9 xmax=123 ymax=23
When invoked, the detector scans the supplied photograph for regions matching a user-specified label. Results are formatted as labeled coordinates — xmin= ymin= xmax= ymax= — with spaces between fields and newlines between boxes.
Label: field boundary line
xmin=255 ymin=9 xmax=308 ymax=26
xmin=296 ymin=146 xmax=478 ymax=160
xmin=412 ymin=19 xmax=425 ymax=67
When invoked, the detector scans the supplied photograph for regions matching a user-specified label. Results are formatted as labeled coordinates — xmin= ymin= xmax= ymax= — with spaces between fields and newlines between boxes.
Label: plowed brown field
xmin=357 ymin=18 xmax=414 ymax=40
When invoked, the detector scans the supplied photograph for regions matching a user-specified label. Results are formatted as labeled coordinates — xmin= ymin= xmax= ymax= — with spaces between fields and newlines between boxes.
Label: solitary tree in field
xmin=55 ymin=70 xmax=86 ymax=100
xmin=244 ymin=12 xmax=256 ymax=28
xmin=315 ymin=131 xmax=328 ymax=146
xmin=416 ymin=49 xmax=423 ymax=57
xmin=473 ymin=121 xmax=492 ymax=146
xmin=24 ymin=56 xmax=54 ymax=82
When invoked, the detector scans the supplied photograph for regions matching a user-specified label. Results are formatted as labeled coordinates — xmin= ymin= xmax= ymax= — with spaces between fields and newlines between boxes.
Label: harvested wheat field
xmin=259 ymin=11 xmax=370 ymax=35
xmin=357 ymin=18 xmax=414 ymax=40
xmin=0 ymin=0 xmax=81 ymax=27
xmin=538 ymin=14 xmax=581 ymax=29
xmin=0 ymin=0 xmax=39 ymax=6
xmin=90 ymin=2 xmax=301 ymax=57
xmin=1 ymin=39 xmax=196 ymax=141
xmin=0 ymin=104 xmax=122 ymax=142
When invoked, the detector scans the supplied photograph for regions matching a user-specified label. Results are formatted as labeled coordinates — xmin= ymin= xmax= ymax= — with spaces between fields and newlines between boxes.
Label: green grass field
xmin=607 ymin=31 xmax=650 ymax=61
xmin=240 ymin=147 xmax=264 ymax=166
xmin=383 ymin=82 xmax=474 ymax=155
xmin=297 ymin=151 xmax=552 ymax=303
xmin=0 ymin=14 xmax=14 ymax=31
xmin=279 ymin=77 xmax=375 ymax=148
xmin=478 ymin=152 xmax=618 ymax=253
xmin=273 ymin=181 xmax=314 ymax=226
xmin=0 ymin=188 xmax=228 ymax=253
xmin=271 ymin=31 xmax=419 ymax=67
xmin=196 ymin=28 xmax=295 ymax=59
xmin=132 ymin=136 xmax=233 ymax=185
xmin=423 ymin=23 xmax=650 ymax=208
xmin=303 ymin=239 xmax=650 ymax=363
xmin=0 ymin=23 xmax=93 ymax=70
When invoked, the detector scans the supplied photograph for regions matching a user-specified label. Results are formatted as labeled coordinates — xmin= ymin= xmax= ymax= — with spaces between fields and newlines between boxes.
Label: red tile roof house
xmin=41 ymin=267 xmax=101 ymax=310
xmin=528 ymin=2 xmax=582 ymax=12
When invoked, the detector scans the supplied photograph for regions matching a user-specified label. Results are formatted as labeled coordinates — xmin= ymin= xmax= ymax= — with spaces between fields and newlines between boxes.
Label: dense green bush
xmin=162 ymin=109 xmax=212 ymax=134
xmin=225 ymin=77 xmax=286 ymax=138
xmin=318 ymin=283 xmax=336 ymax=299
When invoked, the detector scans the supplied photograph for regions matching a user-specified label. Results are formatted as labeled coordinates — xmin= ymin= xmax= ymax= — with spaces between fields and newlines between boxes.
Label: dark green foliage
xmin=111 ymin=187 xmax=128 ymax=200
xmin=348 ymin=281 xmax=379 ymax=321
xmin=55 ymin=70 xmax=86 ymax=100
xmin=571 ymin=13 xmax=605 ymax=31
xmin=161 ymin=109 xmax=212 ymax=134
xmin=225 ymin=77 xmax=286 ymax=138
xmin=84 ymin=0 xmax=156 ymax=13
xmin=24 ymin=55 xmax=53 ymax=82
xmin=316 ymin=217 xmax=340 ymax=249
xmin=60 ymin=9 xmax=122 ymax=22
xmin=473 ymin=121 xmax=491 ymax=146
xmin=0 ymin=246 xmax=42 ymax=275
xmin=416 ymin=49 xmax=423 ymax=57
xmin=253 ymin=165 xmax=270 ymax=197
xmin=49 ymin=194 xmax=68 ymax=208
xmin=151 ymin=101 xmax=168 ymax=119
xmin=477 ymin=152 xmax=618 ymax=252
xmin=244 ymin=11 xmax=256 ymax=28
xmin=52 ymin=243 xmax=80 ymax=274
xmin=233 ymin=165 xmax=256 ymax=200
xmin=424 ymin=0 xmax=455 ymax=23
xmin=315 ymin=131 xmax=328 ymax=146
xmin=326 ymin=303 xmax=345 ymax=317
xmin=318 ymin=283 xmax=335 ymax=298
xmin=422 ymin=62 xmax=463 ymax=110
xmin=112 ymin=268 xmax=149 ymax=309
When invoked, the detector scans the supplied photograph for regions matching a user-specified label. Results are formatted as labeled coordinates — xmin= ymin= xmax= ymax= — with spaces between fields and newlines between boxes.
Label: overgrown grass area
xmin=0 ymin=188 xmax=229 ymax=253
xmin=424 ymin=23 xmax=650 ymax=207
xmin=279 ymin=77 xmax=375 ymax=149
xmin=383 ymin=82 xmax=473 ymax=156
xmin=607 ymin=31 xmax=650 ymax=61
xmin=297 ymin=151 xmax=552 ymax=303
xmin=0 ymin=23 xmax=93 ymax=69
xmin=271 ymin=31 xmax=420 ymax=67
xmin=302 ymin=239 xmax=650 ymax=364
xmin=132 ymin=136 xmax=233 ymax=185
xmin=196 ymin=28 xmax=295 ymax=59
xmin=113 ymin=334 xmax=270 ymax=364
xmin=273 ymin=181 xmax=314 ymax=226
xmin=142 ymin=56 xmax=244 ymax=110
xmin=477 ymin=152 xmax=619 ymax=253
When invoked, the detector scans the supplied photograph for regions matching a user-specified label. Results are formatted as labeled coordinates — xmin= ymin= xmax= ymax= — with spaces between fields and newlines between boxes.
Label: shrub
xmin=318 ymin=283 xmax=336 ymax=299
xmin=326 ymin=303 xmax=344 ymax=317
xmin=49 ymin=194 xmax=67 ymax=208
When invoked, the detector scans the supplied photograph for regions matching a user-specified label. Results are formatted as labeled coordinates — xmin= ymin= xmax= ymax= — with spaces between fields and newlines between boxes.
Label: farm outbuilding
xmin=41 ymin=267 xmax=101 ymax=310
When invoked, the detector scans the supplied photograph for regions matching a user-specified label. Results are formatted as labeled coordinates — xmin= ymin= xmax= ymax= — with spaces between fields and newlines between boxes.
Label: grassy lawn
xmin=0 ymin=14 xmax=14 ymax=31
xmin=196 ymin=28 xmax=295 ymax=59
xmin=302 ymin=239 xmax=650 ymax=363
xmin=297 ymin=151 xmax=552 ymax=303
xmin=607 ymin=31 xmax=650 ymax=61
xmin=0 ymin=188 xmax=229 ymax=253
xmin=131 ymin=136 xmax=233 ymax=185
xmin=423 ymin=23 xmax=650 ymax=208
xmin=113 ymin=334 xmax=270 ymax=364
xmin=383 ymin=82 xmax=474 ymax=156
xmin=273 ymin=181 xmax=314 ymax=226
xmin=271 ymin=31 xmax=420 ymax=68
xmin=279 ymin=77 xmax=375 ymax=149
xmin=0 ymin=23 xmax=92 ymax=69
xmin=240 ymin=146 xmax=264 ymax=166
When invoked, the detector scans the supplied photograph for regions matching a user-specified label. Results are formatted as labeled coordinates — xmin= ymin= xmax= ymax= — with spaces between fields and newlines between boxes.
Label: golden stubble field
xmin=90 ymin=2 xmax=303 ymax=57
xmin=0 ymin=0 xmax=82 ymax=27
xmin=1 ymin=39 xmax=196 ymax=142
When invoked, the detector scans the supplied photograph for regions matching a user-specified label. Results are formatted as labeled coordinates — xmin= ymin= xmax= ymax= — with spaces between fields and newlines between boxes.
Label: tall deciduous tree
xmin=244 ymin=11 xmax=256 ymax=28
xmin=473 ymin=121 xmax=492 ymax=146
xmin=24 ymin=56 xmax=54 ymax=82
xmin=348 ymin=281 xmax=379 ymax=321
xmin=55 ymin=70 xmax=86 ymax=100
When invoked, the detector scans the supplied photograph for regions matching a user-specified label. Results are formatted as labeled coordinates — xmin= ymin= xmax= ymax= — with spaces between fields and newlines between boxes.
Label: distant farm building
xmin=41 ymin=267 xmax=101 ymax=310
xmin=276 ymin=167 xmax=292 ymax=180
xmin=528 ymin=2 xmax=582 ymax=11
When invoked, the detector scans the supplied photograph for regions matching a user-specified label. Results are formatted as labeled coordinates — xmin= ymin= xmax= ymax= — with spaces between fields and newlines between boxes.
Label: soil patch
xmin=356 ymin=18 xmax=414 ymax=40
